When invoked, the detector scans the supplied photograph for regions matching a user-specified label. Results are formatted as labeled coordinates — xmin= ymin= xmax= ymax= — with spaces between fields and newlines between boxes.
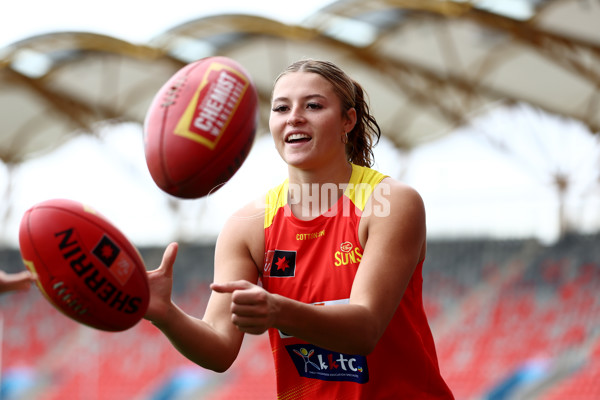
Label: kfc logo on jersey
xmin=286 ymin=344 xmax=369 ymax=384
xmin=264 ymin=249 xmax=296 ymax=277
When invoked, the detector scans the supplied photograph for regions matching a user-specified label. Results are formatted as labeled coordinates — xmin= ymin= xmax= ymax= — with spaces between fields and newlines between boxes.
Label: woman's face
xmin=269 ymin=71 xmax=355 ymax=170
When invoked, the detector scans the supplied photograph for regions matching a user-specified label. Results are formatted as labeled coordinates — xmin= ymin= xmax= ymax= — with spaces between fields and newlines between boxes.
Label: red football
xmin=18 ymin=199 xmax=149 ymax=332
xmin=143 ymin=56 xmax=258 ymax=198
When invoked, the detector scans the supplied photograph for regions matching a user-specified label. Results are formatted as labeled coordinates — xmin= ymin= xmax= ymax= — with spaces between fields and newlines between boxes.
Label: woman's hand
xmin=144 ymin=242 xmax=178 ymax=325
xmin=0 ymin=270 xmax=36 ymax=294
xmin=211 ymin=280 xmax=278 ymax=335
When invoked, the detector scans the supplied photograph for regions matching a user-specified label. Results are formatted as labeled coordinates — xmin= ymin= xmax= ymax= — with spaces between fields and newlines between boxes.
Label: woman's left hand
xmin=210 ymin=280 xmax=278 ymax=335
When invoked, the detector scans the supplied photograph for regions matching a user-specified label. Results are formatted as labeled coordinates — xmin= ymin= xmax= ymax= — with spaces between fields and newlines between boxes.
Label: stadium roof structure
xmin=0 ymin=0 xmax=598 ymax=166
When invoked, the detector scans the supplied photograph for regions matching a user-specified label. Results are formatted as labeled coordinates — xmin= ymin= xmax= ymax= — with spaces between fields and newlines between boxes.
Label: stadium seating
xmin=1 ymin=234 xmax=598 ymax=399
xmin=424 ymin=234 xmax=600 ymax=399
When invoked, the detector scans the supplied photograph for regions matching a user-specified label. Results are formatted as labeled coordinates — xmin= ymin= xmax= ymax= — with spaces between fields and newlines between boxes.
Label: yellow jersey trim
xmin=263 ymin=164 xmax=387 ymax=229
xmin=264 ymin=180 xmax=288 ymax=229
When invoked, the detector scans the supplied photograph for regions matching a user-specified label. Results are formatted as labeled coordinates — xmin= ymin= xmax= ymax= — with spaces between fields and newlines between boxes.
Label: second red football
xmin=144 ymin=56 xmax=258 ymax=199
xmin=19 ymin=199 xmax=149 ymax=332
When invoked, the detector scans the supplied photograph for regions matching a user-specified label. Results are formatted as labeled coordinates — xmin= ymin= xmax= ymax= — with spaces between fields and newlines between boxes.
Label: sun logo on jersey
xmin=340 ymin=241 xmax=353 ymax=253
xmin=334 ymin=241 xmax=363 ymax=267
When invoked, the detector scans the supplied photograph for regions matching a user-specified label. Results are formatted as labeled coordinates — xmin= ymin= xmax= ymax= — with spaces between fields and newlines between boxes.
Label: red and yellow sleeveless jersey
xmin=261 ymin=164 xmax=454 ymax=399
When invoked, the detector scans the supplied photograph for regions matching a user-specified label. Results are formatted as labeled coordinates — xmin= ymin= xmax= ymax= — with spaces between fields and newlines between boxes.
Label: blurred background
xmin=1 ymin=0 xmax=599 ymax=399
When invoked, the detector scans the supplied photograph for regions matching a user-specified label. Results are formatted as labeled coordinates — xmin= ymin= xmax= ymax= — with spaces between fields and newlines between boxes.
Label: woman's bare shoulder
xmin=217 ymin=195 xmax=266 ymax=264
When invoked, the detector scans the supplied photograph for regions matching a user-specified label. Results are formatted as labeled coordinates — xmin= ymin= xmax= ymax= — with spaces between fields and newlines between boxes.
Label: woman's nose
xmin=287 ymin=108 xmax=304 ymax=126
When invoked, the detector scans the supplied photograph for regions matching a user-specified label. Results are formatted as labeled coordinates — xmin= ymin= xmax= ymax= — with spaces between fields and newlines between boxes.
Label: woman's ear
xmin=344 ymin=107 xmax=357 ymax=133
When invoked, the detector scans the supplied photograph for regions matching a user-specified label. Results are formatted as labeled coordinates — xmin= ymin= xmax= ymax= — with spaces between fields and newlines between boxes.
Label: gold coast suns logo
xmin=334 ymin=241 xmax=363 ymax=267
xmin=174 ymin=62 xmax=249 ymax=149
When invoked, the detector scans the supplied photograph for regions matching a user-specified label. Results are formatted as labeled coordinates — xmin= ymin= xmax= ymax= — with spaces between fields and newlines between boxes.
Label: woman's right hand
xmin=0 ymin=270 xmax=36 ymax=294
xmin=144 ymin=242 xmax=178 ymax=325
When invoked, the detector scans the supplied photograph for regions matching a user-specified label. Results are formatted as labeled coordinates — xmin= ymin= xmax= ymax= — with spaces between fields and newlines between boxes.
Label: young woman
xmin=145 ymin=59 xmax=454 ymax=399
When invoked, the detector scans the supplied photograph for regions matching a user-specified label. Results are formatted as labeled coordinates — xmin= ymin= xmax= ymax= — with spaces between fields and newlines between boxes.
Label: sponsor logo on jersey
xmin=334 ymin=241 xmax=363 ymax=267
xmin=264 ymin=249 xmax=296 ymax=277
xmin=296 ymin=229 xmax=325 ymax=241
xmin=286 ymin=344 xmax=369 ymax=384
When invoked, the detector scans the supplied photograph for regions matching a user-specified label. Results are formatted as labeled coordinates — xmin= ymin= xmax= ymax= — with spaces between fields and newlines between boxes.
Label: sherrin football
xmin=144 ymin=56 xmax=258 ymax=198
xmin=18 ymin=199 xmax=149 ymax=332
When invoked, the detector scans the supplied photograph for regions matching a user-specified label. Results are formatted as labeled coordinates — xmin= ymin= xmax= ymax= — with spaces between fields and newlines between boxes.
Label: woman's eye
xmin=307 ymin=103 xmax=322 ymax=110
xmin=272 ymin=105 xmax=288 ymax=112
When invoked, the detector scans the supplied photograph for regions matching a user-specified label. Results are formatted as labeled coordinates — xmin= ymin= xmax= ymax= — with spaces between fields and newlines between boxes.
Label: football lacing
xmin=51 ymin=280 xmax=89 ymax=316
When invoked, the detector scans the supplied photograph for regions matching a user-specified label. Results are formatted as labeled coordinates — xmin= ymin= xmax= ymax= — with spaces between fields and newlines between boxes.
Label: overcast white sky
xmin=1 ymin=1 xmax=599 ymax=249
xmin=0 ymin=0 xmax=332 ymax=47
